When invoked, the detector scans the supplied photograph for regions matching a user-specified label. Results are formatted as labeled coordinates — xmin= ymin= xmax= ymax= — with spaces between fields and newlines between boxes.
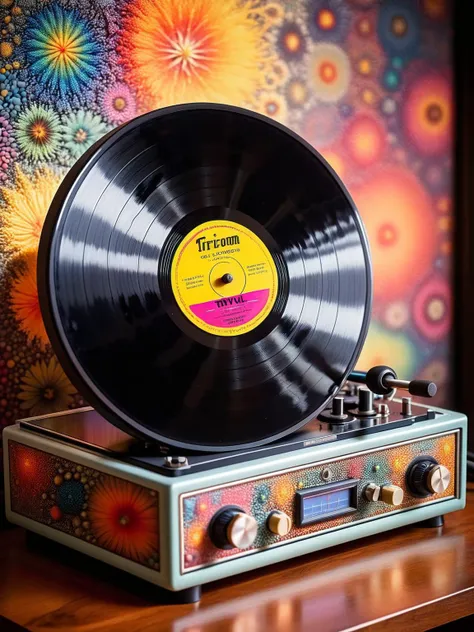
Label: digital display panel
xmin=296 ymin=479 xmax=358 ymax=526
xmin=302 ymin=488 xmax=351 ymax=522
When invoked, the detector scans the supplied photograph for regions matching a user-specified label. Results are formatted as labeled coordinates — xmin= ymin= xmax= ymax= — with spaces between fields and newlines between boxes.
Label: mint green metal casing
xmin=3 ymin=405 xmax=467 ymax=592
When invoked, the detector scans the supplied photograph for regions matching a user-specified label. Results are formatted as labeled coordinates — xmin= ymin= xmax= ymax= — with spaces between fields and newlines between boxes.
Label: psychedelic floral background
xmin=0 ymin=0 xmax=453 ymax=454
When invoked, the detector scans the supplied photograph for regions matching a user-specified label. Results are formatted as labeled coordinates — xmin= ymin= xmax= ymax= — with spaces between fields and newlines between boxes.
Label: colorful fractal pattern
xmin=182 ymin=433 xmax=457 ymax=570
xmin=0 ymin=2 xmax=453 ymax=455
xmin=8 ymin=441 xmax=160 ymax=568
xmin=24 ymin=3 xmax=103 ymax=100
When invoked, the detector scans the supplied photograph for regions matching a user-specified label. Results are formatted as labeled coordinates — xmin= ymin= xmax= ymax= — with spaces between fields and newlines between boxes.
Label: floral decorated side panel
xmin=8 ymin=441 xmax=160 ymax=571
xmin=181 ymin=433 xmax=457 ymax=571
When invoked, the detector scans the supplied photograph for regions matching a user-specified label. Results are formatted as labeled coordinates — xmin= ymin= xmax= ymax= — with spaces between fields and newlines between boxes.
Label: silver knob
xmin=365 ymin=483 xmax=381 ymax=502
xmin=426 ymin=464 xmax=451 ymax=494
xmin=227 ymin=513 xmax=258 ymax=549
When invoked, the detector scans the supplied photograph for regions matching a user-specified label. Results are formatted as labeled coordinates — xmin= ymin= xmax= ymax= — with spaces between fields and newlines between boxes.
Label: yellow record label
xmin=171 ymin=220 xmax=278 ymax=336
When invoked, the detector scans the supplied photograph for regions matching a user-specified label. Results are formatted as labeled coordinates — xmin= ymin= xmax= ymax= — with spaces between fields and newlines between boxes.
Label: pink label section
xmin=190 ymin=289 xmax=270 ymax=329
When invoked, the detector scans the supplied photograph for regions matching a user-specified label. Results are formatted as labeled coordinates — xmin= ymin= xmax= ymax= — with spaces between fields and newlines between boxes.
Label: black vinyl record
xmin=38 ymin=104 xmax=372 ymax=452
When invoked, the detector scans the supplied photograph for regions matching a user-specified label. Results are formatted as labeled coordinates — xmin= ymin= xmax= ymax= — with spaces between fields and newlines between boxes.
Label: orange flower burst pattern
xmin=9 ymin=250 xmax=49 ymax=348
xmin=18 ymin=357 xmax=76 ymax=416
xmin=0 ymin=165 xmax=63 ymax=253
xmin=88 ymin=477 xmax=159 ymax=563
xmin=8 ymin=443 xmax=160 ymax=570
xmin=118 ymin=0 xmax=269 ymax=110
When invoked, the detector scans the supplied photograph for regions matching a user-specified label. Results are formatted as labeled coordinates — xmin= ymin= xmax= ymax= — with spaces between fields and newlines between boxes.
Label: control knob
xmin=209 ymin=507 xmax=258 ymax=550
xmin=365 ymin=483 xmax=404 ymax=506
xmin=380 ymin=484 xmax=404 ymax=506
xmin=267 ymin=510 xmax=292 ymax=536
xmin=406 ymin=457 xmax=451 ymax=498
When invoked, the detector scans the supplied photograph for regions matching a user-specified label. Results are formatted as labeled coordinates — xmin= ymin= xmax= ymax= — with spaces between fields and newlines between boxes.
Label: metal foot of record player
xmin=2 ymin=104 xmax=468 ymax=603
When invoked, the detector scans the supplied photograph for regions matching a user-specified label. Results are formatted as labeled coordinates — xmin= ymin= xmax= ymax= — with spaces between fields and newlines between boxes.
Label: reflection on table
xmin=174 ymin=533 xmax=465 ymax=632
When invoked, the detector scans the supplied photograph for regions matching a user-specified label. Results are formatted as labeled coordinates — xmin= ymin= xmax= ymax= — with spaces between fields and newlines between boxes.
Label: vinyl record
xmin=38 ymin=104 xmax=372 ymax=452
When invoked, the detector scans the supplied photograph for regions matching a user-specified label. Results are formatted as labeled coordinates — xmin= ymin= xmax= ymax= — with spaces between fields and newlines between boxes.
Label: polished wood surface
xmin=1 ymin=484 xmax=473 ymax=632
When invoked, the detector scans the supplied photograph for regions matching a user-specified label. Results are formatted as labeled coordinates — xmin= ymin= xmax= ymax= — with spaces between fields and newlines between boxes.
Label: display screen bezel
xmin=296 ymin=479 xmax=359 ymax=526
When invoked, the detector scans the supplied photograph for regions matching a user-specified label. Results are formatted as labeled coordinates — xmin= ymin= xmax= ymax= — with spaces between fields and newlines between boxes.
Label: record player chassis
xmin=3 ymin=404 xmax=467 ymax=602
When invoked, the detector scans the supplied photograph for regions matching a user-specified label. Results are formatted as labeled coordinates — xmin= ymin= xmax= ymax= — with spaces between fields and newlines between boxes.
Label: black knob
xmin=209 ymin=506 xmax=258 ymax=550
xmin=408 ymin=380 xmax=437 ymax=398
xmin=406 ymin=457 xmax=438 ymax=497
xmin=366 ymin=365 xmax=397 ymax=395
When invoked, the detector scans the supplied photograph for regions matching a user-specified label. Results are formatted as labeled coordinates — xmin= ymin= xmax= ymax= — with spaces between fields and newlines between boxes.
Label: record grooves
xmin=37 ymin=103 xmax=372 ymax=452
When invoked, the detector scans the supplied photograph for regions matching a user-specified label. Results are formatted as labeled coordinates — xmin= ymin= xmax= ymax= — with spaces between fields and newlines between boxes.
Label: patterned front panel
xmin=181 ymin=433 xmax=457 ymax=571
xmin=8 ymin=441 xmax=160 ymax=571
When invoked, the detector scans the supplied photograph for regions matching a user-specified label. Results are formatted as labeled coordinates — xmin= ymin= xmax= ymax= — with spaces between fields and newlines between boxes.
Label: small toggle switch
xmin=330 ymin=396 xmax=348 ymax=420
xmin=355 ymin=388 xmax=376 ymax=416
xmin=402 ymin=397 xmax=412 ymax=416
xmin=376 ymin=403 xmax=390 ymax=417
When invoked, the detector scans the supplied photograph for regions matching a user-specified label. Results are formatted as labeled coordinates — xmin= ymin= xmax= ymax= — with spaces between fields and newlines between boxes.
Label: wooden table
xmin=1 ymin=483 xmax=473 ymax=632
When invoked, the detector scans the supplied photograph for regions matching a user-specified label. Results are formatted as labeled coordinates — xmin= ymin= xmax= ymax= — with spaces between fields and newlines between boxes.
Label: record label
xmin=171 ymin=220 xmax=278 ymax=336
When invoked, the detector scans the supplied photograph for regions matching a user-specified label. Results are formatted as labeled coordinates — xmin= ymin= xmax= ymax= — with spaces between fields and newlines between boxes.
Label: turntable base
xmin=3 ymin=399 xmax=467 ymax=603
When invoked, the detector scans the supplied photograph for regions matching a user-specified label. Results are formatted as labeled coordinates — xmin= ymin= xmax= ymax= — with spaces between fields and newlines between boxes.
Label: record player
xmin=2 ymin=105 xmax=467 ymax=603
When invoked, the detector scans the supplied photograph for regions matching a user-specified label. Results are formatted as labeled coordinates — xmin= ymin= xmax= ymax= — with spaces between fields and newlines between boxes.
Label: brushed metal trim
xmin=18 ymin=406 xmax=93 ymax=422
xmin=179 ymin=430 xmax=460 ymax=574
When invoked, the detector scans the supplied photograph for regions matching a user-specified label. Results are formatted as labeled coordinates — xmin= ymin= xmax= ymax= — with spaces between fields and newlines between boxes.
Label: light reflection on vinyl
xmin=38 ymin=104 xmax=372 ymax=451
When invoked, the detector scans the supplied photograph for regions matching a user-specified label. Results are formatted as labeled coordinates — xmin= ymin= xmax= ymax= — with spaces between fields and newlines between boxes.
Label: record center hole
xmin=221 ymin=273 xmax=233 ymax=284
